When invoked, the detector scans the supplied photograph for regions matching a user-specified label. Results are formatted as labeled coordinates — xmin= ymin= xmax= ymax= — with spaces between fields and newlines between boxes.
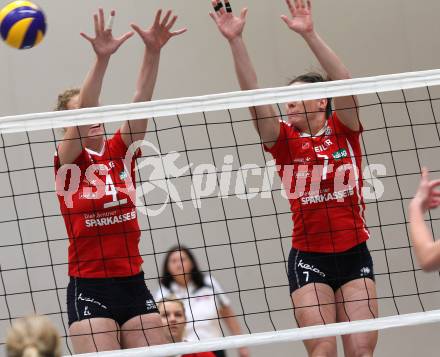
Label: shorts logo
xmin=77 ymin=293 xmax=107 ymax=310
xmin=146 ymin=299 xmax=157 ymax=311
xmin=84 ymin=306 xmax=91 ymax=317
xmin=298 ymin=259 xmax=326 ymax=278
xmin=360 ymin=267 xmax=371 ymax=276
xmin=119 ymin=170 xmax=128 ymax=180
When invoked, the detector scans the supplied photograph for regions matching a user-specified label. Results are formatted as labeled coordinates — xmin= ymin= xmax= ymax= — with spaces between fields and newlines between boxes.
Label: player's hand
xmin=238 ymin=347 xmax=250 ymax=357
xmin=131 ymin=9 xmax=187 ymax=54
xmin=209 ymin=0 xmax=248 ymax=42
xmin=412 ymin=168 xmax=440 ymax=212
xmin=281 ymin=0 xmax=314 ymax=36
xmin=80 ymin=9 xmax=133 ymax=58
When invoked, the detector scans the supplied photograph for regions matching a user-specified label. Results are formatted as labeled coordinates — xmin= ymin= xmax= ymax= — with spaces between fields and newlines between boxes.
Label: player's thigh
xmin=336 ymin=278 xmax=378 ymax=357
xmin=69 ymin=318 xmax=120 ymax=353
xmin=291 ymin=283 xmax=337 ymax=356
xmin=291 ymin=282 xmax=337 ymax=327
xmin=120 ymin=313 xmax=166 ymax=348
xmin=288 ymin=247 xmax=336 ymax=325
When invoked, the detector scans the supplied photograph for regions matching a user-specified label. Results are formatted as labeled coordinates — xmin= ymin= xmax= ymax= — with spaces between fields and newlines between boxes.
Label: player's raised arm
xmin=58 ymin=9 xmax=133 ymax=165
xmin=209 ymin=0 xmax=279 ymax=148
xmin=409 ymin=168 xmax=440 ymax=271
xmin=281 ymin=0 xmax=360 ymax=131
xmin=120 ymin=9 xmax=187 ymax=147
xmin=79 ymin=9 xmax=133 ymax=108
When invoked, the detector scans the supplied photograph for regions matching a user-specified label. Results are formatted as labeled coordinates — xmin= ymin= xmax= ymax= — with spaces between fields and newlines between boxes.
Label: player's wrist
xmin=301 ymin=28 xmax=317 ymax=41
xmin=96 ymin=53 xmax=112 ymax=62
xmin=410 ymin=197 xmax=426 ymax=213
xmin=228 ymin=34 xmax=244 ymax=45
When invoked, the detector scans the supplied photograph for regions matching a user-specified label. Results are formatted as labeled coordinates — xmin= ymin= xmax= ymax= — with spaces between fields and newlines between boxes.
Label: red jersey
xmin=182 ymin=353 xmax=216 ymax=357
xmin=265 ymin=113 xmax=369 ymax=253
xmin=54 ymin=131 xmax=143 ymax=278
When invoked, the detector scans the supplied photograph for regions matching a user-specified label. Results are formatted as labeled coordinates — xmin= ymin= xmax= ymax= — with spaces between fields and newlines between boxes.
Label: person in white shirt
xmin=155 ymin=246 xmax=250 ymax=357
xmin=158 ymin=297 xmax=216 ymax=357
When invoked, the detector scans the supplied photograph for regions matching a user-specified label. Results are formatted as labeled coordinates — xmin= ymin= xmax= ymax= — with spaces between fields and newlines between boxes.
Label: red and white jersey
xmin=54 ymin=131 xmax=143 ymax=278
xmin=265 ymin=112 xmax=369 ymax=253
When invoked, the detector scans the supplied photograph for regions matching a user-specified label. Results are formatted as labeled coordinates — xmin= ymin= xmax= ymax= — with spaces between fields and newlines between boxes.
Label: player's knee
xmin=347 ymin=341 xmax=375 ymax=357
xmin=309 ymin=340 xmax=337 ymax=357
xmin=351 ymin=347 xmax=374 ymax=357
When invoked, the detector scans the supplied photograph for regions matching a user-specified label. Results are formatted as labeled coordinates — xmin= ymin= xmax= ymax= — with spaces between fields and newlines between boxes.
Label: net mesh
xmin=1 ymin=70 xmax=440 ymax=356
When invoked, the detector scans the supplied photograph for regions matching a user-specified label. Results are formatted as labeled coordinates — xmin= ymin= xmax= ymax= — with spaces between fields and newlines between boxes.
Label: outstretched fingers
xmin=98 ymin=8 xmax=105 ymax=33
xmin=429 ymin=179 xmax=440 ymax=191
xmin=166 ymin=15 xmax=178 ymax=30
xmin=240 ymin=7 xmax=248 ymax=20
xmin=285 ymin=0 xmax=295 ymax=15
xmin=153 ymin=9 xmax=163 ymax=27
xmin=161 ymin=10 xmax=172 ymax=27
xmin=105 ymin=10 xmax=116 ymax=32
xmin=167 ymin=14 xmax=187 ymax=36
xmin=225 ymin=1 xmax=232 ymax=13
xmin=171 ymin=27 xmax=187 ymax=36
xmin=212 ymin=0 xmax=226 ymax=16
xmin=80 ymin=32 xmax=93 ymax=42
xmin=421 ymin=167 xmax=430 ymax=183
xmin=93 ymin=13 xmax=99 ymax=36
xmin=130 ymin=23 xmax=142 ymax=36
xmin=116 ymin=31 xmax=134 ymax=44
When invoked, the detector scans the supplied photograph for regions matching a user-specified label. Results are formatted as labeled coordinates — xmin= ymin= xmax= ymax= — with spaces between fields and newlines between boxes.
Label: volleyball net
xmin=1 ymin=69 xmax=440 ymax=356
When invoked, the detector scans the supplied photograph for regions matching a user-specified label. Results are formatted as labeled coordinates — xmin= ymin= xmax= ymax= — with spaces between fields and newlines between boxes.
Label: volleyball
xmin=0 ymin=1 xmax=46 ymax=49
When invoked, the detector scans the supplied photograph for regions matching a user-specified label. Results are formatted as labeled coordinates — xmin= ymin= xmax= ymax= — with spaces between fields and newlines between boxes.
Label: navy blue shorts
xmin=67 ymin=271 xmax=158 ymax=327
xmin=288 ymin=242 xmax=375 ymax=294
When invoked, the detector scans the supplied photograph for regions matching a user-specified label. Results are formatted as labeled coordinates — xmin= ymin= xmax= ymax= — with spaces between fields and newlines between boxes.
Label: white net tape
xmin=1 ymin=69 xmax=440 ymax=133
xmin=72 ymin=310 xmax=440 ymax=357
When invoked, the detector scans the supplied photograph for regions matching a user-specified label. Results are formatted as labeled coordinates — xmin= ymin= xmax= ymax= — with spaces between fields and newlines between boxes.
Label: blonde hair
xmin=157 ymin=295 xmax=186 ymax=318
xmin=55 ymin=88 xmax=80 ymax=111
xmin=6 ymin=315 xmax=61 ymax=357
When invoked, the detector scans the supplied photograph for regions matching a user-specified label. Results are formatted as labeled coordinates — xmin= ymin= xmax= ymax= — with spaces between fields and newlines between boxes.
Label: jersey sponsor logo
xmin=332 ymin=149 xmax=348 ymax=160
xmin=79 ymin=192 xmax=98 ymax=199
xmin=314 ymin=139 xmax=333 ymax=153
xmin=297 ymin=259 xmax=326 ymax=277
xmin=300 ymin=187 xmax=354 ymax=205
xmin=296 ymin=171 xmax=311 ymax=179
xmin=84 ymin=210 xmax=136 ymax=228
